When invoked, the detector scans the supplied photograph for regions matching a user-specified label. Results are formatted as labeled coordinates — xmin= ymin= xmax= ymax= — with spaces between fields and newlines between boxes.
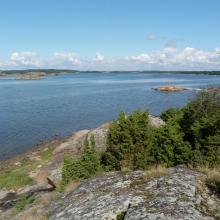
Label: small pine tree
xmin=61 ymin=136 xmax=101 ymax=187
xmin=102 ymin=110 xmax=154 ymax=170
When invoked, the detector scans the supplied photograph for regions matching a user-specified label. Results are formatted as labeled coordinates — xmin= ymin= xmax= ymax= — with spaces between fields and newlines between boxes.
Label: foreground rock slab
xmin=47 ymin=166 xmax=218 ymax=220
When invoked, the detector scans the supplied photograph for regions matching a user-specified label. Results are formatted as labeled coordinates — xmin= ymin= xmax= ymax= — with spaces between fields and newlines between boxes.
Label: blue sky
xmin=0 ymin=0 xmax=220 ymax=70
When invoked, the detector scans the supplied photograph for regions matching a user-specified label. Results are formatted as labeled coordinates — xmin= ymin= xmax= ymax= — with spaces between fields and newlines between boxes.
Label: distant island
xmin=0 ymin=69 xmax=79 ymax=80
xmin=16 ymin=72 xmax=46 ymax=80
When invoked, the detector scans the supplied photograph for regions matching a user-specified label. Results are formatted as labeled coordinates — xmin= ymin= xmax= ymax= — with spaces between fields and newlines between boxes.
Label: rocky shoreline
xmin=0 ymin=115 xmax=164 ymax=168
xmin=0 ymin=116 xmax=219 ymax=219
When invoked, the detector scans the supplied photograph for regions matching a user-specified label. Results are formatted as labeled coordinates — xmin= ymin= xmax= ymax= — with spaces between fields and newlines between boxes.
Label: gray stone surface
xmin=47 ymin=166 xmax=218 ymax=220
xmin=149 ymin=115 xmax=165 ymax=127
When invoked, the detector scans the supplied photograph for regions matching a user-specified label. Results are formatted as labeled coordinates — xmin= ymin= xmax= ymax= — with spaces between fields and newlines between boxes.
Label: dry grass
xmin=197 ymin=166 xmax=220 ymax=193
xmin=145 ymin=165 xmax=168 ymax=179
xmin=197 ymin=166 xmax=220 ymax=182
xmin=39 ymin=192 xmax=58 ymax=206
xmin=17 ymin=208 xmax=48 ymax=220
xmin=64 ymin=180 xmax=81 ymax=193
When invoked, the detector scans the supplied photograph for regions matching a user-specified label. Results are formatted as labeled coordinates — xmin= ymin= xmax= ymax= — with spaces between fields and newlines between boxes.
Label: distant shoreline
xmin=1 ymin=69 xmax=220 ymax=78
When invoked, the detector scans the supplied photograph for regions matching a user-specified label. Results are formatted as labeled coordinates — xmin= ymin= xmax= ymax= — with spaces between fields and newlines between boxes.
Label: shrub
xmin=103 ymin=90 xmax=220 ymax=170
xmin=151 ymin=120 xmax=191 ymax=166
xmin=102 ymin=110 xmax=154 ymax=170
xmin=161 ymin=108 xmax=182 ymax=122
xmin=180 ymin=90 xmax=220 ymax=165
xmin=61 ymin=135 xmax=102 ymax=187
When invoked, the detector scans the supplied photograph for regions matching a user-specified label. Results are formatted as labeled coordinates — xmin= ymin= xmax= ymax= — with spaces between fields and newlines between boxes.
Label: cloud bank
xmin=0 ymin=47 xmax=220 ymax=71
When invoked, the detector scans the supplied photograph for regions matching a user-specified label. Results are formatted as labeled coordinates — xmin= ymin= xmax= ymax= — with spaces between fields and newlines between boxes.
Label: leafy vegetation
xmin=101 ymin=111 xmax=154 ymax=170
xmin=61 ymin=135 xmax=102 ymax=187
xmin=180 ymin=91 xmax=220 ymax=166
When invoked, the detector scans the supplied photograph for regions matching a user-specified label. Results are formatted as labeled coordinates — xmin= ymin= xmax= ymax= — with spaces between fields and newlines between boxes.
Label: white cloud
xmin=0 ymin=47 xmax=220 ymax=70
xmin=94 ymin=52 xmax=104 ymax=62
xmin=215 ymin=47 xmax=220 ymax=54
xmin=53 ymin=52 xmax=80 ymax=65
xmin=125 ymin=53 xmax=155 ymax=63
xmin=146 ymin=34 xmax=159 ymax=41
xmin=125 ymin=47 xmax=220 ymax=70
xmin=10 ymin=51 xmax=39 ymax=66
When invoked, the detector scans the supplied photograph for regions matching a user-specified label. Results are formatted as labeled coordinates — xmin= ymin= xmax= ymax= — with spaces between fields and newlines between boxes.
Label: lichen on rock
xmin=47 ymin=166 xmax=219 ymax=220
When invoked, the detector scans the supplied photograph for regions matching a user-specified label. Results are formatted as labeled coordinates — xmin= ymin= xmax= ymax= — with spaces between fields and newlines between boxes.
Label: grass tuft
xmin=197 ymin=166 xmax=220 ymax=194
xmin=0 ymin=169 xmax=33 ymax=190
xmin=16 ymin=208 xmax=48 ymax=220
xmin=64 ymin=180 xmax=81 ymax=193
xmin=15 ymin=195 xmax=35 ymax=211
xmin=40 ymin=148 xmax=53 ymax=161
xmin=145 ymin=165 xmax=168 ymax=179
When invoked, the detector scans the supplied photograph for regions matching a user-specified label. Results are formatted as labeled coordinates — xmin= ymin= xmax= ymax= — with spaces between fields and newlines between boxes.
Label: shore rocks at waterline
xmin=154 ymin=85 xmax=188 ymax=92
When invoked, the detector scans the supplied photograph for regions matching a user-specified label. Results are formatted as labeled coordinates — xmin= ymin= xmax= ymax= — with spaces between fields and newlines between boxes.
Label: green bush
xmin=102 ymin=110 xmax=154 ymax=170
xmin=180 ymin=90 xmax=220 ymax=166
xmin=103 ymin=90 xmax=220 ymax=170
xmin=151 ymin=121 xmax=191 ymax=166
xmin=161 ymin=108 xmax=182 ymax=122
xmin=61 ymin=135 xmax=102 ymax=187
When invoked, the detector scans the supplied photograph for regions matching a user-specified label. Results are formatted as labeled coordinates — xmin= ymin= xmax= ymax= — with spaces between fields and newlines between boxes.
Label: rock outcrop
xmin=0 ymin=180 xmax=55 ymax=212
xmin=47 ymin=166 xmax=219 ymax=220
xmin=149 ymin=115 xmax=165 ymax=127
xmin=154 ymin=86 xmax=188 ymax=92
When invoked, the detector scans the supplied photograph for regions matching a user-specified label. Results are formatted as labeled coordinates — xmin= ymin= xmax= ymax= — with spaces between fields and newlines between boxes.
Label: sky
xmin=0 ymin=0 xmax=220 ymax=70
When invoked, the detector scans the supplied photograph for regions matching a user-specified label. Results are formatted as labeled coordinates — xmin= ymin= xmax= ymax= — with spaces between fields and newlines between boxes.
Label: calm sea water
xmin=1 ymin=72 xmax=220 ymax=159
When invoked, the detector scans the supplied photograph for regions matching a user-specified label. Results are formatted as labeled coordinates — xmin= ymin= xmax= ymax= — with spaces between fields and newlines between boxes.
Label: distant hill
xmin=141 ymin=70 xmax=220 ymax=75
